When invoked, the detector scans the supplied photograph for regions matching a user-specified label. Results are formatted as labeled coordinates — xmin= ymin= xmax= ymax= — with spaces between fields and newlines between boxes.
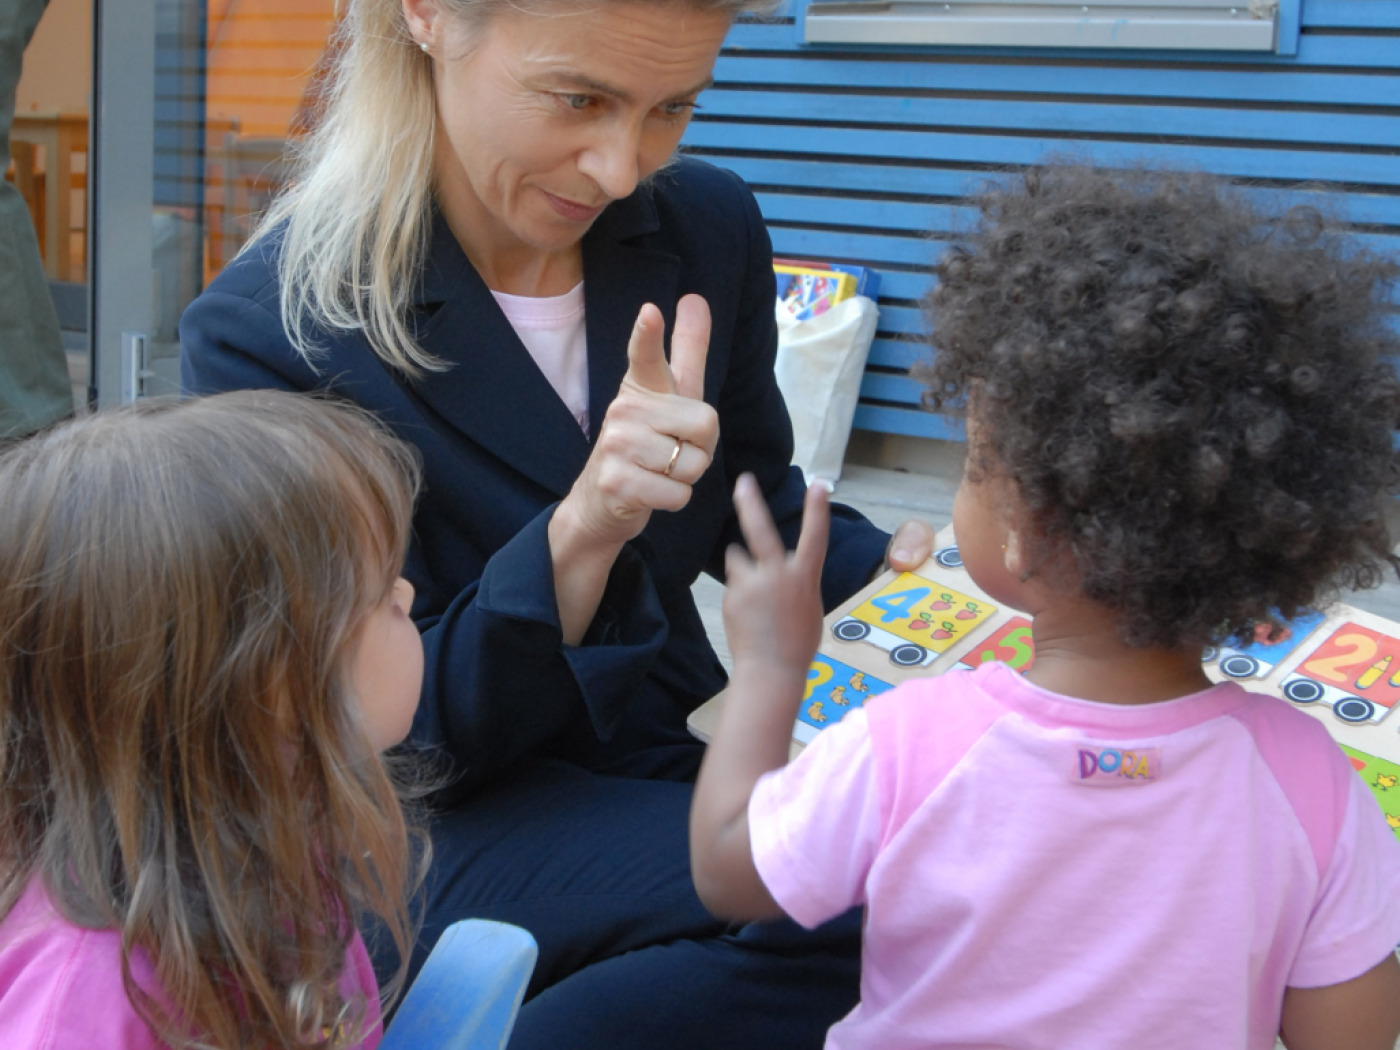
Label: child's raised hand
xmin=722 ymin=474 xmax=830 ymax=678
xmin=694 ymin=475 xmax=829 ymax=922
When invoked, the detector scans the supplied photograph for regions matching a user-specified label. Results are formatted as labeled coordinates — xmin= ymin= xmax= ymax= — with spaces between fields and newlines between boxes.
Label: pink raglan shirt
xmin=750 ymin=661 xmax=1400 ymax=1050
xmin=0 ymin=877 xmax=383 ymax=1049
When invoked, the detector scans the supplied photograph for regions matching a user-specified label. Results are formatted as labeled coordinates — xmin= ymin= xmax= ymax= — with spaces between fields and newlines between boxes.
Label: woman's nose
xmin=578 ymin=125 xmax=642 ymax=202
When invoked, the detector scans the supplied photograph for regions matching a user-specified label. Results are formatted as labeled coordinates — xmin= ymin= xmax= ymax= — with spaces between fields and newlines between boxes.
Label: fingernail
xmin=892 ymin=547 xmax=912 ymax=563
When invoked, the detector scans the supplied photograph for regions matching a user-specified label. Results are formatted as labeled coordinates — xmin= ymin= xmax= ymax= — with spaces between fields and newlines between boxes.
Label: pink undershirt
xmin=491 ymin=282 xmax=589 ymax=436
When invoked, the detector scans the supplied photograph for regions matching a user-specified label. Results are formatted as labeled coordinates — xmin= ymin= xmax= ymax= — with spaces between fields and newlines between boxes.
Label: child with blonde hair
xmin=0 ymin=390 xmax=425 ymax=1049
xmin=691 ymin=165 xmax=1400 ymax=1049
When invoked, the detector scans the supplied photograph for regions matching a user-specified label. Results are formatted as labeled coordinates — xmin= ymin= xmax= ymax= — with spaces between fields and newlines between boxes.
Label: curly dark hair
xmin=919 ymin=164 xmax=1400 ymax=650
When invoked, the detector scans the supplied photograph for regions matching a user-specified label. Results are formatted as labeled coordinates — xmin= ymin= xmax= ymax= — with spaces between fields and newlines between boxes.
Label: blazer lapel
xmin=407 ymin=215 xmax=592 ymax=499
xmin=582 ymin=185 xmax=680 ymax=439
xmin=402 ymin=190 xmax=682 ymax=499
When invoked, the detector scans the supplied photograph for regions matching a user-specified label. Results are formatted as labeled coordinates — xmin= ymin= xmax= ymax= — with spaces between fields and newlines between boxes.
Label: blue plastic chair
xmin=380 ymin=919 xmax=538 ymax=1050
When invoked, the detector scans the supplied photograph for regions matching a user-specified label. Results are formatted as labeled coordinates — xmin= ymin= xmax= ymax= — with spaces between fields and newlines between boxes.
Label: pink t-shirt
xmin=491 ymin=282 xmax=589 ymax=436
xmin=0 ymin=877 xmax=383 ymax=1049
xmin=750 ymin=661 xmax=1400 ymax=1050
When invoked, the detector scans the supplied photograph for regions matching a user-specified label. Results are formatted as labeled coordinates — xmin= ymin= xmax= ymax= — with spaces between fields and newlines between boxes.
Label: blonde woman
xmin=180 ymin=0 xmax=935 ymax=1045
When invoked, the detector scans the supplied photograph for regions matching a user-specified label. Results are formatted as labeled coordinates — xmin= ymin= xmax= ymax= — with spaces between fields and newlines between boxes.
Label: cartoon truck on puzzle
xmin=830 ymin=558 xmax=995 ymax=669
xmin=1280 ymin=621 xmax=1400 ymax=726
xmin=1202 ymin=610 xmax=1327 ymax=681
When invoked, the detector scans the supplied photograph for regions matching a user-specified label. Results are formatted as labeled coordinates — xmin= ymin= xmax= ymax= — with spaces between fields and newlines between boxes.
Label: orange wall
xmin=16 ymin=0 xmax=90 ymax=116
xmin=16 ymin=0 xmax=335 ymax=140
xmin=206 ymin=0 xmax=337 ymax=140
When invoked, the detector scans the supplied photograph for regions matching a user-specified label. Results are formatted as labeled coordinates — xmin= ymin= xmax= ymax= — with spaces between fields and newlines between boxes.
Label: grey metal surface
xmin=803 ymin=0 xmax=1278 ymax=50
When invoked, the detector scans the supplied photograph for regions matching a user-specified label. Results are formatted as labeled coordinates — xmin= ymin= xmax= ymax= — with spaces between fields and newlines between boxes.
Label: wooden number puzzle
xmin=687 ymin=524 xmax=1400 ymax=843
xmin=955 ymin=617 xmax=1035 ymax=673
xmin=689 ymin=525 xmax=1028 ymax=760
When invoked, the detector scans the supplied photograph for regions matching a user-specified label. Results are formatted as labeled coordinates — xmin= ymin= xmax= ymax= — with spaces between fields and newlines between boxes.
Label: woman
xmin=181 ymin=0 xmax=934 ymax=1045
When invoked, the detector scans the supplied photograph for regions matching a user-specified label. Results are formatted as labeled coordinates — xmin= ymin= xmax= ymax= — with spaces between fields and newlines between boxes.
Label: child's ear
xmin=1003 ymin=528 xmax=1029 ymax=579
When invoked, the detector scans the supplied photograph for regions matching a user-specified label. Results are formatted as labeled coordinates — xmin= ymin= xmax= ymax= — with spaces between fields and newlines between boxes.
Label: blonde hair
xmin=260 ymin=0 xmax=769 ymax=376
xmin=0 ymin=391 xmax=424 ymax=1049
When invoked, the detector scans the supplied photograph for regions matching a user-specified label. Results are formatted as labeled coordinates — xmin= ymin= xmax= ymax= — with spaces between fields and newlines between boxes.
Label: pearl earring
xmin=419 ymin=41 xmax=430 ymax=53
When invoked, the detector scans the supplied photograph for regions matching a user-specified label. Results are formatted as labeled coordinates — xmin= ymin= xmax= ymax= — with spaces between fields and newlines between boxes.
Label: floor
xmin=692 ymin=448 xmax=1400 ymax=674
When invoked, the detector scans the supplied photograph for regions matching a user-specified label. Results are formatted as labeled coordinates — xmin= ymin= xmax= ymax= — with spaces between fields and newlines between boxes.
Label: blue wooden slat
xmin=686 ymin=122 xmax=1400 ymax=188
xmin=712 ymin=55 xmax=1398 ymax=109
xmin=1302 ymin=0 xmax=1400 ymax=28
xmin=722 ymin=22 xmax=1400 ymax=68
xmin=860 ymin=371 xmax=929 ymax=404
xmin=863 ymin=313 xmax=1400 ymax=370
xmin=696 ymin=154 xmax=990 ymax=198
xmin=715 ymin=155 xmax=1400 ymax=229
xmin=756 ymin=192 xmax=1400 ymax=244
xmin=852 ymin=403 xmax=963 ymax=439
xmin=876 ymin=304 xmax=930 ymax=336
xmin=758 ymin=193 xmax=972 ymax=233
xmin=769 ymin=226 xmax=945 ymax=267
xmin=700 ymin=90 xmax=1400 ymax=149
xmin=868 ymin=337 xmax=934 ymax=369
xmin=773 ymin=221 xmax=1400 ymax=271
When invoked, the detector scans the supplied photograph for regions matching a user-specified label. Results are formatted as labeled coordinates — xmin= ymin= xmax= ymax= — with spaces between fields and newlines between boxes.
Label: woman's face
xmin=413 ymin=0 xmax=733 ymax=270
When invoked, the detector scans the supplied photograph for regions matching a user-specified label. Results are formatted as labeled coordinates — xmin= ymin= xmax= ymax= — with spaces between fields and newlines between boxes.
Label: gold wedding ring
xmin=663 ymin=437 xmax=684 ymax=477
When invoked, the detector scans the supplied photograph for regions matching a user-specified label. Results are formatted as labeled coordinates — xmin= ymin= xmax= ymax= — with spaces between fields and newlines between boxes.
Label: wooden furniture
xmin=10 ymin=111 xmax=87 ymax=283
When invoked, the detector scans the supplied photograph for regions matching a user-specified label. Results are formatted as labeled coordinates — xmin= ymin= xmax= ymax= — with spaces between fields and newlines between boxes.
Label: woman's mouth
xmin=543 ymin=191 xmax=605 ymax=223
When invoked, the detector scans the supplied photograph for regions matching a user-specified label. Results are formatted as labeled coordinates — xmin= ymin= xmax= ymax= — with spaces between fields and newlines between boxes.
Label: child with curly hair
xmin=0 ymin=390 xmax=425 ymax=1049
xmin=690 ymin=165 xmax=1400 ymax=1050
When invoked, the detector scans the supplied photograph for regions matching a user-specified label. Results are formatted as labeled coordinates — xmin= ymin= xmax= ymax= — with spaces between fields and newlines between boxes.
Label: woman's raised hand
xmin=548 ymin=294 xmax=718 ymax=643
xmin=563 ymin=293 xmax=719 ymax=550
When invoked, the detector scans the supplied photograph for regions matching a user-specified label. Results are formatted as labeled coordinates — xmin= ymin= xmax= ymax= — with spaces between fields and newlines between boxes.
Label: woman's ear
xmin=402 ymin=0 xmax=440 ymax=50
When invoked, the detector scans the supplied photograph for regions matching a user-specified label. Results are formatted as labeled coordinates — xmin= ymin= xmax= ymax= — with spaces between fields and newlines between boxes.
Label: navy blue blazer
xmin=181 ymin=157 xmax=889 ymax=799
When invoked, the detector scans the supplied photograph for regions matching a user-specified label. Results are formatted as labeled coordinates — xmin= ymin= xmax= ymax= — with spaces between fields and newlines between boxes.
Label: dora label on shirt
xmin=1073 ymin=745 xmax=1162 ymax=786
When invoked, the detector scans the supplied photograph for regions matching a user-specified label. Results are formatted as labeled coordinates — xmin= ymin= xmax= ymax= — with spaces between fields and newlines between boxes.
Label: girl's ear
xmin=1003 ymin=528 xmax=1030 ymax=579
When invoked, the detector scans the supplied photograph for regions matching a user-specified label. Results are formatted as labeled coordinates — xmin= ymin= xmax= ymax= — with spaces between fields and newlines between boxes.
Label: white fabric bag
xmin=773 ymin=294 xmax=880 ymax=489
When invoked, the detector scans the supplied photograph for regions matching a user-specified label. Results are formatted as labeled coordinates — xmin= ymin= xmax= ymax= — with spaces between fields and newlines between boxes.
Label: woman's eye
xmin=659 ymin=100 xmax=699 ymax=119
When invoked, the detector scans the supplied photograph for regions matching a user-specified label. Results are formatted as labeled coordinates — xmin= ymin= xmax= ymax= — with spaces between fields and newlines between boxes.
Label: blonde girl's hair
xmin=259 ymin=0 xmax=774 ymax=377
xmin=0 ymin=390 xmax=425 ymax=1050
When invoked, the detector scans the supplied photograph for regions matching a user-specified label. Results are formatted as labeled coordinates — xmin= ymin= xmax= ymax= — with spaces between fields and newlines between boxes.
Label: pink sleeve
xmin=1289 ymin=773 xmax=1400 ymax=989
xmin=0 ymin=935 xmax=163 ymax=1050
xmin=748 ymin=708 xmax=881 ymax=929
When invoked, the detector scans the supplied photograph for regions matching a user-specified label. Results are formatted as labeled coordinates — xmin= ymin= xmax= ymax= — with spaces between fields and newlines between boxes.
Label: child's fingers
xmin=732 ymin=473 xmax=785 ymax=563
xmin=794 ymin=482 xmax=831 ymax=578
xmin=724 ymin=541 xmax=753 ymax=581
